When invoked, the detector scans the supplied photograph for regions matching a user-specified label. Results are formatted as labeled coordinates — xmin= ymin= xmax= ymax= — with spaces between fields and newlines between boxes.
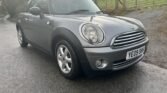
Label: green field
xmin=97 ymin=0 xmax=167 ymax=10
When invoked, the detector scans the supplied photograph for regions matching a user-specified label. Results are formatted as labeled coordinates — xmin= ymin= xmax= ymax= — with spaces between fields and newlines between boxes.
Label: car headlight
xmin=80 ymin=23 xmax=104 ymax=44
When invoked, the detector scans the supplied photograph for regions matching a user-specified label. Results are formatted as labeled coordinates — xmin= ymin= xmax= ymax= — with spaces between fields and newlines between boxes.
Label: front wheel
xmin=55 ymin=40 xmax=80 ymax=79
xmin=17 ymin=28 xmax=28 ymax=47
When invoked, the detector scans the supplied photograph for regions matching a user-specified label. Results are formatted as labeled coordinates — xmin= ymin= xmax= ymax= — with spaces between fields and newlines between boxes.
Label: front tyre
xmin=55 ymin=40 xmax=80 ymax=79
xmin=17 ymin=28 xmax=28 ymax=47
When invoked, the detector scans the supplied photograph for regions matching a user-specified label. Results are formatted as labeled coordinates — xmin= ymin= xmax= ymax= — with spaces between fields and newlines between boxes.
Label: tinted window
xmin=29 ymin=0 xmax=49 ymax=14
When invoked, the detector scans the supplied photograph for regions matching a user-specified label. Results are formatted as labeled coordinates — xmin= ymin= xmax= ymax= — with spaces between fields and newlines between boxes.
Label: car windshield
xmin=50 ymin=0 xmax=101 ymax=15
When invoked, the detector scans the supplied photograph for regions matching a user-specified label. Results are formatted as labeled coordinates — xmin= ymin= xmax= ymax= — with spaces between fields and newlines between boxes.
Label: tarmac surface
xmin=0 ymin=21 xmax=167 ymax=93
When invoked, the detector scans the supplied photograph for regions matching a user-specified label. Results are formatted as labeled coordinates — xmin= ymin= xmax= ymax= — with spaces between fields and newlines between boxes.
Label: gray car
xmin=16 ymin=0 xmax=149 ymax=79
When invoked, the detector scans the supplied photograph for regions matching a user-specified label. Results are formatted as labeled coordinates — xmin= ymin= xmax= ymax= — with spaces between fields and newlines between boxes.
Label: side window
xmin=29 ymin=0 xmax=49 ymax=14
xmin=27 ymin=0 xmax=36 ymax=11
xmin=36 ymin=0 xmax=49 ymax=14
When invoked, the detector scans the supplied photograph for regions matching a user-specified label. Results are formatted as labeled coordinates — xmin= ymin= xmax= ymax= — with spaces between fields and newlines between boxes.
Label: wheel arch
xmin=16 ymin=23 xmax=24 ymax=32
xmin=16 ymin=23 xmax=20 ymax=31
xmin=51 ymin=27 xmax=92 ymax=73
xmin=51 ymin=27 xmax=81 ymax=56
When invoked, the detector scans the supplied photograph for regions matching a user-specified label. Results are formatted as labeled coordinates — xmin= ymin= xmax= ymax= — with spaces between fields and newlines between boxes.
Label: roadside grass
xmin=126 ymin=6 xmax=167 ymax=69
xmin=97 ymin=0 xmax=167 ymax=11
xmin=146 ymin=10 xmax=167 ymax=69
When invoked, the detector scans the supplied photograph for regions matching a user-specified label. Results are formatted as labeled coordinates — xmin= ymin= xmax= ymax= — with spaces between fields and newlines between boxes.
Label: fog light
xmin=96 ymin=59 xmax=108 ymax=69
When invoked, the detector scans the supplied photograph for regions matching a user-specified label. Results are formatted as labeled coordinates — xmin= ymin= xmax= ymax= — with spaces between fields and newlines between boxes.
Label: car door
xmin=28 ymin=0 xmax=53 ymax=51
xmin=21 ymin=0 xmax=39 ymax=42
xmin=20 ymin=13 xmax=35 ymax=41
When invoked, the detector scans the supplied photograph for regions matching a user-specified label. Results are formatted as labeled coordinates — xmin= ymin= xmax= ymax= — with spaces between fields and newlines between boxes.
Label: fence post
xmin=123 ymin=0 xmax=127 ymax=10
xmin=153 ymin=0 xmax=155 ymax=7
xmin=115 ymin=0 xmax=127 ymax=10
xmin=135 ymin=0 xmax=138 ymax=9
xmin=115 ymin=0 xmax=119 ymax=10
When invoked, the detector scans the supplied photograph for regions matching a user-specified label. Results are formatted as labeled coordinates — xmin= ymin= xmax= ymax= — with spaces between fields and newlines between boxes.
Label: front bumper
xmin=84 ymin=38 xmax=149 ymax=71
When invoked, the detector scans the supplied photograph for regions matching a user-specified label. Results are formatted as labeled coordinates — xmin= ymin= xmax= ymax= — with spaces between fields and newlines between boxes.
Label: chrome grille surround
xmin=111 ymin=31 xmax=146 ymax=48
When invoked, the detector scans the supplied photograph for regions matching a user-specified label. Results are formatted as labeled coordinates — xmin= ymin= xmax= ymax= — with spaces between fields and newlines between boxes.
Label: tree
xmin=115 ymin=0 xmax=127 ymax=10
xmin=2 ymin=0 xmax=27 ymax=17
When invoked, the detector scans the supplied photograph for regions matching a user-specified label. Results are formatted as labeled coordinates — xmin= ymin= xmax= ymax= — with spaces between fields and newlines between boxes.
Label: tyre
xmin=17 ymin=27 xmax=28 ymax=47
xmin=55 ymin=40 xmax=80 ymax=79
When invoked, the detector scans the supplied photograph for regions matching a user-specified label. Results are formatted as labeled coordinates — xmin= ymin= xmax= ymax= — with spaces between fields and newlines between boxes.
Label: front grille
xmin=112 ymin=31 xmax=146 ymax=48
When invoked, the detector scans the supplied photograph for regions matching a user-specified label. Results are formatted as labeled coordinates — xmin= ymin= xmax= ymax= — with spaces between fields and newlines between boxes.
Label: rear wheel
xmin=55 ymin=40 xmax=80 ymax=79
xmin=17 ymin=28 xmax=28 ymax=47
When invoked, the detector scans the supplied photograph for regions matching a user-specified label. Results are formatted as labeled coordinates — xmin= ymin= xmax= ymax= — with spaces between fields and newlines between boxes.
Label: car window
xmin=29 ymin=0 xmax=49 ymax=14
xmin=28 ymin=0 xmax=36 ymax=8
xmin=28 ymin=0 xmax=40 ymax=10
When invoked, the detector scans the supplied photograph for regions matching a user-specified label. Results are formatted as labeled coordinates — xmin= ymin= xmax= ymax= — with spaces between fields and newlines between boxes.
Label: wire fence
xmin=96 ymin=0 xmax=167 ymax=12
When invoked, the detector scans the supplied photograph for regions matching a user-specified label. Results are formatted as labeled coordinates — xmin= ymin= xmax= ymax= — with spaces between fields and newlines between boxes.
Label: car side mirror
xmin=29 ymin=7 xmax=42 ymax=15
xmin=29 ymin=7 xmax=44 ymax=18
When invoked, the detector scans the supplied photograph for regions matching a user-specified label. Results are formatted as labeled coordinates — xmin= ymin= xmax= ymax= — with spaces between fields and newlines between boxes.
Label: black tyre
xmin=55 ymin=40 xmax=80 ymax=79
xmin=17 ymin=27 xmax=28 ymax=47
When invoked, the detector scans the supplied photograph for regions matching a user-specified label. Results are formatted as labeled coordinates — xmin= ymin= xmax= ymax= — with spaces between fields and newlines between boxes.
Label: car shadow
xmin=18 ymin=45 xmax=145 ymax=93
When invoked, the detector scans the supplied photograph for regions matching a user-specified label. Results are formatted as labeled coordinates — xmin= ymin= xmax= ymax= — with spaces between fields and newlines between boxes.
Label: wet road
xmin=0 ymin=21 xmax=167 ymax=93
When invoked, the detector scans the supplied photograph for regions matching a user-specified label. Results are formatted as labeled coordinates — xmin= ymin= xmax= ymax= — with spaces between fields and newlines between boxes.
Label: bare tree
xmin=2 ymin=0 xmax=27 ymax=17
xmin=115 ymin=0 xmax=127 ymax=10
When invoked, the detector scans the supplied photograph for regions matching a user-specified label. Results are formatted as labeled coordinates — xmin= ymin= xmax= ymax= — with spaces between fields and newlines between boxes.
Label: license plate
xmin=126 ymin=46 xmax=145 ymax=60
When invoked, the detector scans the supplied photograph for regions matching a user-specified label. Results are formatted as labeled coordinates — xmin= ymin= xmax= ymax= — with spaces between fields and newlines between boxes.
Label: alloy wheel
xmin=17 ymin=30 xmax=23 ymax=44
xmin=57 ymin=45 xmax=73 ymax=74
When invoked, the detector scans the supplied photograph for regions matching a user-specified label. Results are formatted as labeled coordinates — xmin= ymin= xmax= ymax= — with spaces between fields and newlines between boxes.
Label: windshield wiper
xmin=67 ymin=9 xmax=90 ymax=14
xmin=95 ymin=11 xmax=104 ymax=14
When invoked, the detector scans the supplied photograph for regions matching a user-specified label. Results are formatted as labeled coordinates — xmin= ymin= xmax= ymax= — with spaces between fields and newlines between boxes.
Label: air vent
xmin=112 ymin=31 xmax=146 ymax=48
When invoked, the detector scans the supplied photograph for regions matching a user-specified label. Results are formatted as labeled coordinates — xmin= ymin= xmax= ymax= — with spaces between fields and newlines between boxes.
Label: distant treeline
xmin=0 ymin=0 xmax=29 ymax=17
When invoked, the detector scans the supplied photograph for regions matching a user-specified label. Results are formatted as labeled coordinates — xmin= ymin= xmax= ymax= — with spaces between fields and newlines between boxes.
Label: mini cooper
xmin=16 ymin=0 xmax=149 ymax=79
